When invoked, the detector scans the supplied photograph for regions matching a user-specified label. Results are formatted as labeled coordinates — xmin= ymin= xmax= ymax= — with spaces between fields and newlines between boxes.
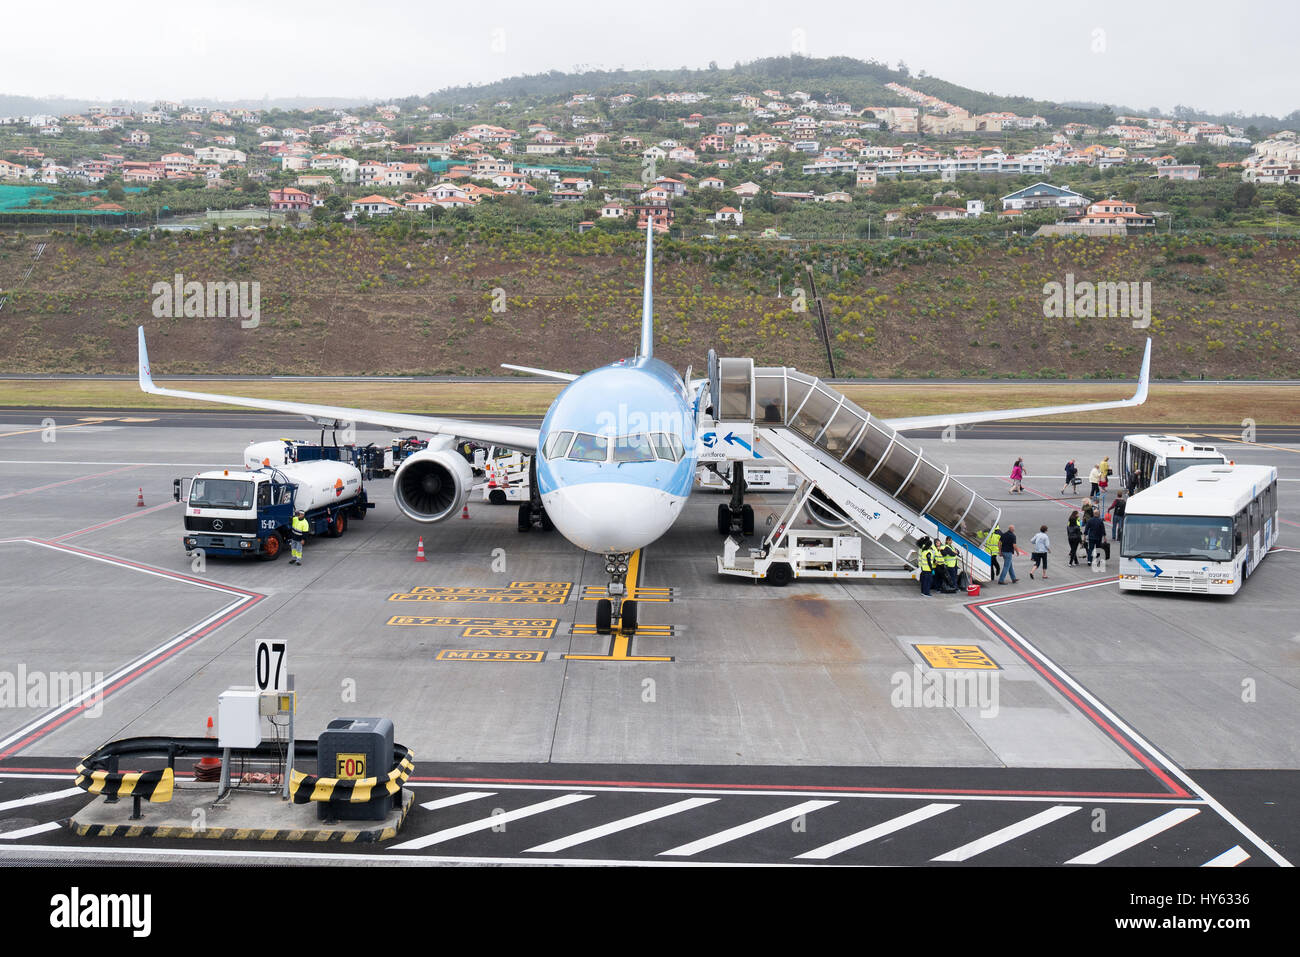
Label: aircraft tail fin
xmin=640 ymin=218 xmax=654 ymax=360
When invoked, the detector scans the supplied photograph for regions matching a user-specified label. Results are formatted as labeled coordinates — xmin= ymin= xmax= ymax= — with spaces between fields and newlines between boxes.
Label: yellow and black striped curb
xmin=288 ymin=747 xmax=415 ymax=805
xmin=74 ymin=765 xmax=174 ymax=803
xmin=65 ymin=792 xmax=414 ymax=843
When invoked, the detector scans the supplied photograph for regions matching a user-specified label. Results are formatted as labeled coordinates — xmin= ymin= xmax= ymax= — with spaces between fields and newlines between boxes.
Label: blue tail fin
xmin=640 ymin=218 xmax=654 ymax=360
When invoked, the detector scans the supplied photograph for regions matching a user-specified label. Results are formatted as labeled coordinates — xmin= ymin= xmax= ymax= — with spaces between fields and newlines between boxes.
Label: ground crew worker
xmin=940 ymin=536 xmax=959 ymax=592
xmin=290 ymin=510 xmax=309 ymax=565
xmin=918 ymin=536 xmax=935 ymax=596
xmin=985 ymin=526 xmax=1002 ymax=579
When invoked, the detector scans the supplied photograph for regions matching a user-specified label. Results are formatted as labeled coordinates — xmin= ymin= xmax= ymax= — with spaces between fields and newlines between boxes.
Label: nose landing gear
xmin=595 ymin=552 xmax=638 ymax=635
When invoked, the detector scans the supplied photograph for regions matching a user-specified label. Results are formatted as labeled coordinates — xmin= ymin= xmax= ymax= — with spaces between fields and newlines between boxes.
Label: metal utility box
xmin=316 ymin=717 xmax=396 ymax=821
xmin=217 ymin=688 xmax=263 ymax=749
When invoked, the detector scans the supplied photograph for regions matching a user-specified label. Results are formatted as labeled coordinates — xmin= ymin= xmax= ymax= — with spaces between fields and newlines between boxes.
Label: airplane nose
xmin=542 ymin=482 xmax=682 ymax=553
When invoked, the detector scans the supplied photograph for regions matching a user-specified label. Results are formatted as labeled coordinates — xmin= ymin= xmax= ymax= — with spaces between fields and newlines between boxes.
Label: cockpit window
xmin=651 ymin=432 xmax=684 ymax=462
xmin=612 ymin=433 xmax=657 ymax=464
xmin=543 ymin=430 xmax=574 ymax=460
xmin=567 ymin=433 xmax=610 ymax=462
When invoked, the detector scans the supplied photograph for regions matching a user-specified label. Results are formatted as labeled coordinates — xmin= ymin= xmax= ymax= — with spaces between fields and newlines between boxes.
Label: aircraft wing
xmin=881 ymin=338 xmax=1151 ymax=432
xmin=137 ymin=327 xmax=539 ymax=452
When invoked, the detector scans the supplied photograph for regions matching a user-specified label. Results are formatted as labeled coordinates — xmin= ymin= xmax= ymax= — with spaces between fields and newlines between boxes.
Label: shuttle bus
xmin=1117 ymin=434 xmax=1226 ymax=494
xmin=1119 ymin=464 xmax=1278 ymax=595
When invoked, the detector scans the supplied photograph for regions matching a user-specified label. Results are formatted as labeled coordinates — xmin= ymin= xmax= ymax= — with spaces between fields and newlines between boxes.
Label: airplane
xmin=138 ymin=221 xmax=1152 ymax=634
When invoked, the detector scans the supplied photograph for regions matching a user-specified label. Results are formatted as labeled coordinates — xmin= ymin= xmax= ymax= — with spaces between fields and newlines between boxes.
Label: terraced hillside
xmin=0 ymin=229 xmax=1297 ymax=378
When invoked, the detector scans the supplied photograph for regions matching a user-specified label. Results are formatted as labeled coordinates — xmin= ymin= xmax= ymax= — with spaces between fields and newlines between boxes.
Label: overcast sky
xmin=3 ymin=1 xmax=1293 ymax=117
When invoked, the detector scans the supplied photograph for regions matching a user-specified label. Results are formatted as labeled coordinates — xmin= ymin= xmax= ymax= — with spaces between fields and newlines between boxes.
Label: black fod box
xmin=317 ymin=717 xmax=396 ymax=821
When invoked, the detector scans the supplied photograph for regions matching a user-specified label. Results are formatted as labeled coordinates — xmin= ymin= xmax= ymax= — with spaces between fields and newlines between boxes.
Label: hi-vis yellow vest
xmin=985 ymin=531 xmax=1001 ymax=554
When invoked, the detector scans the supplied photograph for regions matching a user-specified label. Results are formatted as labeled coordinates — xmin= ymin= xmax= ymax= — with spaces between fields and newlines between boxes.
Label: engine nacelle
xmin=805 ymin=487 xmax=851 ymax=529
xmin=392 ymin=448 xmax=474 ymax=523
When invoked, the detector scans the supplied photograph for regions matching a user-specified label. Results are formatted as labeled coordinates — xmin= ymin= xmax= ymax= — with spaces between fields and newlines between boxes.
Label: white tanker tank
xmin=273 ymin=460 xmax=364 ymax=513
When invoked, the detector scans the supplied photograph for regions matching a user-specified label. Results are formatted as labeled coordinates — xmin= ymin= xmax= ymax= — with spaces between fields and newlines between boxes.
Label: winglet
xmin=1133 ymin=336 xmax=1151 ymax=405
xmin=137 ymin=326 xmax=157 ymax=393
xmin=640 ymin=217 xmax=654 ymax=360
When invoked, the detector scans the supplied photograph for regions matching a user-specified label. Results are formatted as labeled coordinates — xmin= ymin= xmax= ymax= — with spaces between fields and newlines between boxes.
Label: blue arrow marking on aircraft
xmin=1135 ymin=558 xmax=1164 ymax=577
xmin=723 ymin=431 xmax=763 ymax=459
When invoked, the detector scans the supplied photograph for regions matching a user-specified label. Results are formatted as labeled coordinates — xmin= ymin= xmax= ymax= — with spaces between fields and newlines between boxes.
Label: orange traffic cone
xmin=136 ymin=487 xmax=145 ymax=508
xmin=415 ymin=537 xmax=427 ymax=562
xmin=193 ymin=716 xmax=222 ymax=781
xmin=461 ymin=504 xmax=470 ymax=520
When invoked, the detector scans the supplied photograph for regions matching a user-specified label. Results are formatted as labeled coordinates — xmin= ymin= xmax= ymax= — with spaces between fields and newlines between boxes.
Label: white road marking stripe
xmin=389 ymin=794 xmax=593 ymax=851
xmin=932 ymin=805 xmax=1081 ymax=862
xmin=0 ymin=787 xmax=84 ymax=812
xmin=420 ymin=791 xmax=495 ymax=811
xmin=978 ymin=603 xmax=1292 ymax=868
xmin=1065 ymin=808 xmax=1201 ymax=865
xmin=0 ymin=821 xmax=62 ymax=840
xmin=796 ymin=803 xmax=959 ymax=860
xmin=524 ymin=797 xmax=718 ymax=853
xmin=659 ymin=800 xmax=836 ymax=857
xmin=1203 ymin=845 xmax=1250 ymax=868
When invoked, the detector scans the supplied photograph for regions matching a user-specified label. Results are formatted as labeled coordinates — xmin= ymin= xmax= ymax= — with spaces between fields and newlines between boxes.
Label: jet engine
xmin=392 ymin=448 xmax=475 ymax=523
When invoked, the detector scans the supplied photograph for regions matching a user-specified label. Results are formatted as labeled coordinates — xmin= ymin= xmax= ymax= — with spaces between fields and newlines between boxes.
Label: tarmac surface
xmin=0 ymin=410 xmax=1296 ymax=866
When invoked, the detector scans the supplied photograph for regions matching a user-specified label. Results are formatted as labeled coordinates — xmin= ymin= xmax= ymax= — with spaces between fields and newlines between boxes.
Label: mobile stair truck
xmin=702 ymin=353 xmax=1000 ymax=588
xmin=177 ymin=442 xmax=374 ymax=561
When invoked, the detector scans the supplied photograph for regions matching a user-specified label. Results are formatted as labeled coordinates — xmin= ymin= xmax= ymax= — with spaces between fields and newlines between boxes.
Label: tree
xmin=1233 ymin=182 xmax=1258 ymax=209
xmin=1276 ymin=192 xmax=1298 ymax=216
xmin=106 ymin=182 xmax=125 ymax=202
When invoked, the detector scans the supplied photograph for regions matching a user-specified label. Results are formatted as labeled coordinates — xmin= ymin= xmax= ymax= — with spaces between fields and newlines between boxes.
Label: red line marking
xmin=965 ymin=582 xmax=1192 ymax=798
xmin=405 ymin=775 xmax=1182 ymax=799
xmin=0 ymin=463 xmax=142 ymax=501
xmin=0 ymin=540 xmax=264 ymax=759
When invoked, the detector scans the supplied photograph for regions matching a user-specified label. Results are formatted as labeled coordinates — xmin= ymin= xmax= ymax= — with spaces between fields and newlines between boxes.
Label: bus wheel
xmin=258 ymin=532 xmax=283 ymax=561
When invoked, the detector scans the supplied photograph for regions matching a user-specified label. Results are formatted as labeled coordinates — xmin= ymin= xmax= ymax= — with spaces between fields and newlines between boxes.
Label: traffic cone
xmin=415 ymin=537 xmax=427 ymax=562
xmin=135 ymin=487 xmax=145 ymax=508
xmin=193 ymin=716 xmax=222 ymax=781
xmin=461 ymin=503 xmax=470 ymax=520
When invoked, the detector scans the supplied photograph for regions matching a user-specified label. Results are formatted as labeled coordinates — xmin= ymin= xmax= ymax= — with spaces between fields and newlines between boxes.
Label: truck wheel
xmin=258 ymin=531 xmax=283 ymax=562
xmin=330 ymin=512 xmax=347 ymax=538
xmin=352 ymin=502 xmax=366 ymax=521
xmin=489 ymin=489 xmax=507 ymax=506
xmin=767 ymin=562 xmax=793 ymax=587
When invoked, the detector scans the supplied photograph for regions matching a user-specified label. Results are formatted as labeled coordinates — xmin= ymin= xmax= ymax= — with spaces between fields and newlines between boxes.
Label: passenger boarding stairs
xmin=699 ymin=354 xmax=1001 ymax=582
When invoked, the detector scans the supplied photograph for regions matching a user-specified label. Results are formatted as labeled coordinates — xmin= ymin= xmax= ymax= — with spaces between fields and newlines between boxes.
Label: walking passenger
xmin=1029 ymin=525 xmax=1050 ymax=580
xmin=997 ymin=524 xmax=1018 ymax=584
xmin=1066 ymin=510 xmax=1083 ymax=566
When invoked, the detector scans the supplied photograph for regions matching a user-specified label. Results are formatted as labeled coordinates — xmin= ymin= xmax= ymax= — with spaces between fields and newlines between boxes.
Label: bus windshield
xmin=1121 ymin=514 xmax=1234 ymax=562
xmin=1163 ymin=456 xmax=1223 ymax=478
xmin=189 ymin=478 xmax=255 ymax=509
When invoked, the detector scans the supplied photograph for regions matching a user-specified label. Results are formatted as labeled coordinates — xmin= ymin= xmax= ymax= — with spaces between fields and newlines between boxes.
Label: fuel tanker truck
xmin=176 ymin=445 xmax=373 ymax=561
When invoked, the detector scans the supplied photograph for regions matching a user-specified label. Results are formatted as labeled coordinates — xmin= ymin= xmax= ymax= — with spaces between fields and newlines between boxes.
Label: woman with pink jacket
xmin=1010 ymin=458 xmax=1025 ymax=494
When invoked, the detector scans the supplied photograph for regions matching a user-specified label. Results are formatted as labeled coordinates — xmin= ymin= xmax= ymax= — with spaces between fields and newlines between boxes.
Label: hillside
xmin=0 ymin=229 xmax=1297 ymax=379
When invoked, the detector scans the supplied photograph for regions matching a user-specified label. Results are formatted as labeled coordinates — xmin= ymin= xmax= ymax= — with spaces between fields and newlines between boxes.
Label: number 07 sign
xmin=254 ymin=639 xmax=288 ymax=692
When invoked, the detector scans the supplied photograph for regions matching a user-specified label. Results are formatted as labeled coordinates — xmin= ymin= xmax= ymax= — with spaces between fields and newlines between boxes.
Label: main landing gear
xmin=595 ymin=552 xmax=637 ymax=636
xmin=714 ymin=461 xmax=755 ymax=537
xmin=517 ymin=454 xmax=554 ymax=533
